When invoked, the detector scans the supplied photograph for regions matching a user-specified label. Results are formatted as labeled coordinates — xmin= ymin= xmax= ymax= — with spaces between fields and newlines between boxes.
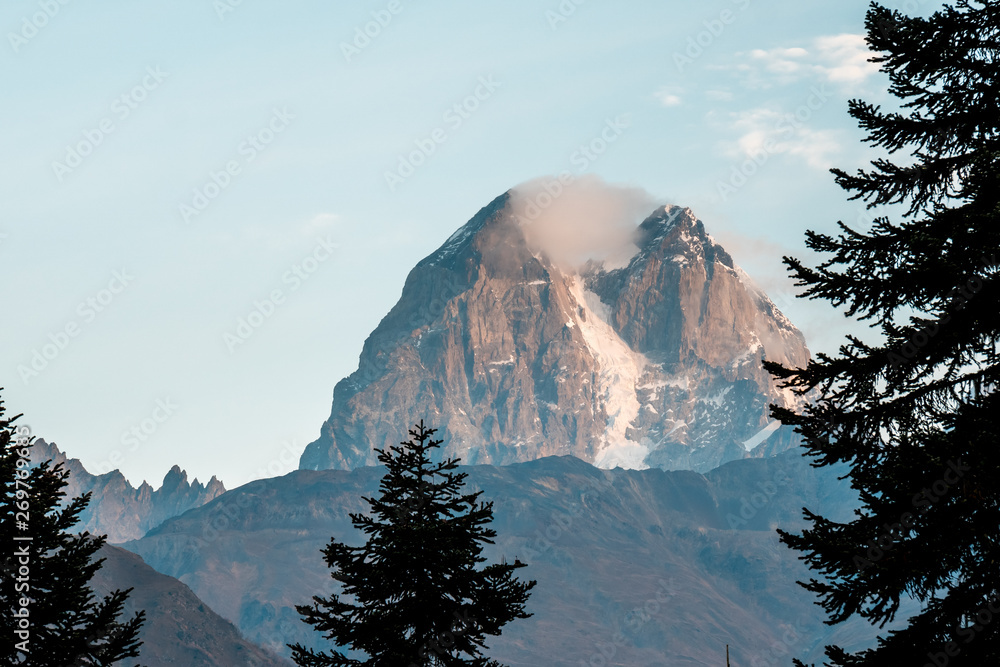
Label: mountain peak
xmin=162 ymin=464 xmax=187 ymax=488
xmin=300 ymin=186 xmax=809 ymax=473
xmin=419 ymin=191 xmax=511 ymax=270
xmin=638 ymin=204 xmax=686 ymax=233
xmin=21 ymin=440 xmax=227 ymax=542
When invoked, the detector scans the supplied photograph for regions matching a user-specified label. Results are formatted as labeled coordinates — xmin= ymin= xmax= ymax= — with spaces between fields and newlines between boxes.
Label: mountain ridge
xmin=122 ymin=448 xmax=904 ymax=665
xmin=31 ymin=438 xmax=225 ymax=543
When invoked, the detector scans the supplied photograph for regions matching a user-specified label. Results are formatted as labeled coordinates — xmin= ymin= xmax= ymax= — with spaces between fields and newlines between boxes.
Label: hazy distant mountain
xmin=299 ymin=191 xmax=809 ymax=473
xmin=122 ymin=450 xmax=900 ymax=665
xmin=32 ymin=438 xmax=225 ymax=543
xmin=92 ymin=545 xmax=289 ymax=666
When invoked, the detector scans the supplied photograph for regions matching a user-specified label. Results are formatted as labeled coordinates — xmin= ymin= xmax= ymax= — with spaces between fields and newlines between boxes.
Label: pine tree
xmin=764 ymin=2 xmax=1000 ymax=665
xmin=0 ymin=390 xmax=146 ymax=665
xmin=289 ymin=420 xmax=536 ymax=667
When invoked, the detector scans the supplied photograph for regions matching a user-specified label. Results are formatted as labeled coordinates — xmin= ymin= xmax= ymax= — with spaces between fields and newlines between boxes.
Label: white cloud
xmin=814 ymin=34 xmax=879 ymax=84
xmin=711 ymin=33 xmax=877 ymax=170
xmin=733 ymin=34 xmax=879 ymax=89
xmin=654 ymin=86 xmax=683 ymax=107
xmin=724 ymin=106 xmax=842 ymax=170
xmin=510 ymin=175 xmax=659 ymax=271
xmin=749 ymin=46 xmax=809 ymax=79
xmin=657 ymin=93 xmax=682 ymax=107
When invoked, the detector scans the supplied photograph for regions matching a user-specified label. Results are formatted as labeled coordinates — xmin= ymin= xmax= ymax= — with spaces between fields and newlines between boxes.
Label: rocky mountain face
xmin=32 ymin=438 xmax=226 ymax=543
xmin=121 ymin=451 xmax=903 ymax=665
xmin=92 ymin=545 xmax=290 ymax=666
xmin=299 ymin=192 xmax=810 ymax=473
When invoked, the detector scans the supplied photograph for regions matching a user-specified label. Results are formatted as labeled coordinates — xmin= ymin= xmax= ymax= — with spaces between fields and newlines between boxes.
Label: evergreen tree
xmin=289 ymin=420 xmax=535 ymax=667
xmin=0 ymin=391 xmax=145 ymax=665
xmin=765 ymin=2 xmax=999 ymax=664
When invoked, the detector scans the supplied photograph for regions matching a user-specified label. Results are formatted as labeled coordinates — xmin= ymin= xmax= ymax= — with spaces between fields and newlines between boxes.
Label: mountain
xmin=32 ymin=438 xmax=225 ymax=543
xmin=299 ymin=191 xmax=809 ymax=473
xmin=121 ymin=450 xmax=901 ymax=665
xmin=92 ymin=545 xmax=289 ymax=666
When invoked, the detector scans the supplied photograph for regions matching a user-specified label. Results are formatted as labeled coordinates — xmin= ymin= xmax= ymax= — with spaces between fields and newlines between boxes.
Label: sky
xmin=0 ymin=0 xmax=944 ymax=489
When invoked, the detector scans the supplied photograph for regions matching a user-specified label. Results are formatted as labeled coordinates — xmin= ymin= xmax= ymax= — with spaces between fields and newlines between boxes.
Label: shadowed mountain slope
xmin=92 ymin=545 xmax=290 ymax=666
xmin=123 ymin=450 xmax=904 ymax=665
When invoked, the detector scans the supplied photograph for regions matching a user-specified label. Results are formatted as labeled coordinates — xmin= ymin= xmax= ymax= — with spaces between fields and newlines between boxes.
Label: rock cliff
xmin=299 ymin=190 xmax=809 ymax=472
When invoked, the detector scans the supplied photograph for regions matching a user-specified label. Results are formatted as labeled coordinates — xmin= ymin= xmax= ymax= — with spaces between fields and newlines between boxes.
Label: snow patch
xmin=639 ymin=376 xmax=688 ymax=390
xmin=700 ymin=386 xmax=732 ymax=407
xmin=566 ymin=276 xmax=650 ymax=470
xmin=742 ymin=421 xmax=782 ymax=452
xmin=662 ymin=420 xmax=686 ymax=438
xmin=778 ymin=384 xmax=804 ymax=411
xmin=731 ymin=341 xmax=763 ymax=369
xmin=636 ymin=375 xmax=688 ymax=402
xmin=427 ymin=223 xmax=477 ymax=265
xmin=593 ymin=440 xmax=650 ymax=470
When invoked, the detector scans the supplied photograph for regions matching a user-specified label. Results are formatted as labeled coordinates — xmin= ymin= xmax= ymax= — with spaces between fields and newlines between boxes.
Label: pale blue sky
xmin=0 ymin=0 xmax=941 ymax=488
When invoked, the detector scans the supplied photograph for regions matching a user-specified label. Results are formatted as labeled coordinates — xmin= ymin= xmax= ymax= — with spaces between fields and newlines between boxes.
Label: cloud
xmin=724 ymin=106 xmax=842 ymax=170
xmin=510 ymin=175 xmax=661 ymax=271
xmin=814 ymin=34 xmax=880 ymax=84
xmin=732 ymin=34 xmax=879 ymax=89
xmin=749 ymin=46 xmax=809 ymax=79
xmin=654 ymin=87 xmax=683 ymax=107
xmin=709 ymin=227 xmax=798 ymax=293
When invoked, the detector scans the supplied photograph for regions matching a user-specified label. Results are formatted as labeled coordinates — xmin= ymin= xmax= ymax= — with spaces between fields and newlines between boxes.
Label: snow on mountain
xmin=565 ymin=276 xmax=648 ymax=469
xmin=299 ymin=187 xmax=811 ymax=473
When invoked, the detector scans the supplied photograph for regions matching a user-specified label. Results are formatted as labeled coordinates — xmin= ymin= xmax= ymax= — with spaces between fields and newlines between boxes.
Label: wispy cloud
xmin=724 ymin=107 xmax=842 ymax=170
xmin=813 ymin=34 xmax=880 ymax=84
xmin=654 ymin=86 xmax=683 ymax=107
xmin=728 ymin=34 xmax=879 ymax=89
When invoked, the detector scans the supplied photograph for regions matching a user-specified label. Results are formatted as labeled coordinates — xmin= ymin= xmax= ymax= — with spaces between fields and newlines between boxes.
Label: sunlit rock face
xmin=299 ymin=191 xmax=809 ymax=473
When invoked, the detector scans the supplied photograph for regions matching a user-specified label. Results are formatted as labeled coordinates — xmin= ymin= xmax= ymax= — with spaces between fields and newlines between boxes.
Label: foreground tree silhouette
xmin=765 ymin=2 xmax=999 ymax=665
xmin=289 ymin=420 xmax=535 ymax=666
xmin=0 ymin=391 xmax=145 ymax=665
